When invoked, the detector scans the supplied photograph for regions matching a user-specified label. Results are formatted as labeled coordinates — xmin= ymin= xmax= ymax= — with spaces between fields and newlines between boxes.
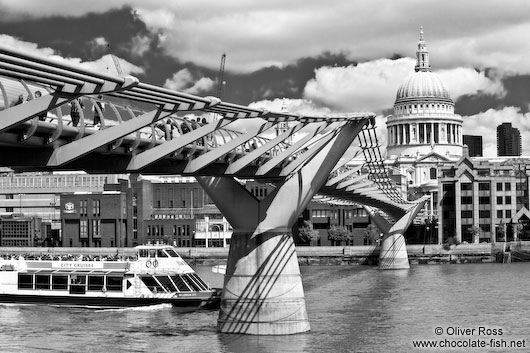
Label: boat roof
xmin=134 ymin=245 xmax=176 ymax=250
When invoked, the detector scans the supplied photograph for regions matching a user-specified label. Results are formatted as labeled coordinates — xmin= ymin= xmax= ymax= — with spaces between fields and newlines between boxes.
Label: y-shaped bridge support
xmin=197 ymin=120 xmax=366 ymax=335
xmin=368 ymin=197 xmax=429 ymax=270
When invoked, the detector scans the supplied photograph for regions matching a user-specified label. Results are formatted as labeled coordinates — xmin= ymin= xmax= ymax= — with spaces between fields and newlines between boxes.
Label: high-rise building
xmin=497 ymin=123 xmax=521 ymax=156
xmin=463 ymin=135 xmax=483 ymax=157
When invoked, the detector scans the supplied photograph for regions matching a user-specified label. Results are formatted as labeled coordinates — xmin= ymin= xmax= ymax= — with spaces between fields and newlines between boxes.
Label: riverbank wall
xmin=2 ymin=242 xmax=529 ymax=266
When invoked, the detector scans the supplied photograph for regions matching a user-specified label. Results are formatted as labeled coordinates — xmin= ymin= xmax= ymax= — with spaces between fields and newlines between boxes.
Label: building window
xmin=429 ymin=168 xmax=437 ymax=180
xmin=80 ymin=200 xmax=88 ymax=217
xmin=505 ymin=183 xmax=511 ymax=191
xmin=92 ymin=219 xmax=101 ymax=238
xmin=80 ymin=220 xmax=88 ymax=239
xmin=505 ymin=196 xmax=512 ymax=204
xmin=461 ymin=197 xmax=472 ymax=204
xmin=479 ymin=197 xmax=490 ymax=204
xmin=479 ymin=210 xmax=490 ymax=218
xmin=461 ymin=210 xmax=472 ymax=218
xmin=480 ymin=224 xmax=491 ymax=232
xmin=478 ymin=182 xmax=490 ymax=191
xmin=506 ymin=210 xmax=512 ymax=219
xmin=496 ymin=183 xmax=503 ymax=191
xmin=497 ymin=210 xmax=503 ymax=219
xmin=6 ymin=207 xmax=13 ymax=212
xmin=496 ymin=196 xmax=503 ymax=205
xmin=92 ymin=199 xmax=100 ymax=217
xmin=460 ymin=183 xmax=472 ymax=191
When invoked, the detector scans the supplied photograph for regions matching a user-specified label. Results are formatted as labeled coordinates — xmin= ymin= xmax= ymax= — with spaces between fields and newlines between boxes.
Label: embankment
xmin=2 ymin=242 xmax=529 ymax=266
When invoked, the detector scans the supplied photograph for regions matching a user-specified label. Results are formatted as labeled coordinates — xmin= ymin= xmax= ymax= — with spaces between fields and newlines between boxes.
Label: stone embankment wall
xmin=1 ymin=242 xmax=529 ymax=266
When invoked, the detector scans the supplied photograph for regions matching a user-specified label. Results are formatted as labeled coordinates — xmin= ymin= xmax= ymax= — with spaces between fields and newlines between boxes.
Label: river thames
xmin=1 ymin=263 xmax=529 ymax=352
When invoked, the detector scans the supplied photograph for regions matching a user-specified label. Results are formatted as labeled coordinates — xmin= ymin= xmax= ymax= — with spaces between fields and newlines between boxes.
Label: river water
xmin=1 ymin=263 xmax=529 ymax=353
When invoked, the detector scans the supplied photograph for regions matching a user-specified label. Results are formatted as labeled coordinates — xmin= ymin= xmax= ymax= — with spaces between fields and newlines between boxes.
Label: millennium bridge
xmin=0 ymin=45 xmax=427 ymax=335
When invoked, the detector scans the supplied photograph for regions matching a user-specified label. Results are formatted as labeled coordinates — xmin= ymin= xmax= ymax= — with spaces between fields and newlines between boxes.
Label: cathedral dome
xmin=395 ymin=71 xmax=452 ymax=104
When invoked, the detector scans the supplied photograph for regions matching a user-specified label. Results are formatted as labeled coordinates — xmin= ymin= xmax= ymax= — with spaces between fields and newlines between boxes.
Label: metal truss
xmin=0 ymin=44 xmax=423 ymax=219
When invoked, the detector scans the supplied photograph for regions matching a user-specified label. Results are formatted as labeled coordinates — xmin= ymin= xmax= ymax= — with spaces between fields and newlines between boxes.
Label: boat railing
xmin=0 ymin=254 xmax=137 ymax=262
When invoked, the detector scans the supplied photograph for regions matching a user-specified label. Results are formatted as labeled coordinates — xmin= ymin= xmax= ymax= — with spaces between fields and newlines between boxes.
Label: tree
xmin=298 ymin=220 xmax=320 ymax=245
xmin=328 ymin=225 xmax=351 ymax=246
xmin=363 ymin=224 xmax=381 ymax=245
xmin=468 ymin=225 xmax=482 ymax=243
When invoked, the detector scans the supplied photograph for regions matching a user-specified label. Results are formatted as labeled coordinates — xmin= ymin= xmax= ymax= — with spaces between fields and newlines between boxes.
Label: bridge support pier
xmin=197 ymin=120 xmax=366 ymax=335
xmin=369 ymin=198 xmax=428 ymax=270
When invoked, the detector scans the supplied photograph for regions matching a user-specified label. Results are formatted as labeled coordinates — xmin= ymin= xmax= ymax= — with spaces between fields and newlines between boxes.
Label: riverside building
xmin=437 ymin=149 xmax=530 ymax=244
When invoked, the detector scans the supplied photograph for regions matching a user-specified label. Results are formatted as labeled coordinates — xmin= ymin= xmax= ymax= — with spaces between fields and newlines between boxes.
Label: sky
xmin=0 ymin=0 xmax=530 ymax=157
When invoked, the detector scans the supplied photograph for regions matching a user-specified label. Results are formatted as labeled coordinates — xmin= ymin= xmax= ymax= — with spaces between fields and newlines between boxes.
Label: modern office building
xmin=497 ymin=123 xmax=521 ymax=157
xmin=463 ymin=135 xmax=483 ymax=157
xmin=0 ymin=215 xmax=44 ymax=247
xmin=437 ymin=148 xmax=530 ymax=244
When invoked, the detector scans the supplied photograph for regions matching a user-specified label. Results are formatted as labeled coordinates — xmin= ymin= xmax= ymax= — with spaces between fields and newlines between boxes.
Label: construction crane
xmin=216 ymin=53 xmax=226 ymax=100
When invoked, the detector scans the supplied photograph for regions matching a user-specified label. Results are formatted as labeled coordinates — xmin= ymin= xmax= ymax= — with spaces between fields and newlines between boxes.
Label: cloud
xmin=0 ymin=34 xmax=144 ymax=76
xmin=131 ymin=1 xmax=530 ymax=73
xmin=128 ymin=34 xmax=151 ymax=57
xmin=0 ymin=34 xmax=55 ymax=56
xmin=462 ymin=107 xmax=530 ymax=157
xmin=303 ymin=58 xmax=413 ymax=113
xmin=90 ymin=36 xmax=108 ymax=48
xmin=303 ymin=57 xmax=505 ymax=114
xmin=248 ymin=97 xmax=332 ymax=116
xmin=438 ymin=68 xmax=505 ymax=98
xmin=163 ymin=69 xmax=215 ymax=94
xmin=2 ymin=1 xmax=530 ymax=75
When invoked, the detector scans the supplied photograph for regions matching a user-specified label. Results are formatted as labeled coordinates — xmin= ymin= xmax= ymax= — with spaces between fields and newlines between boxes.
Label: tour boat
xmin=0 ymin=245 xmax=221 ymax=309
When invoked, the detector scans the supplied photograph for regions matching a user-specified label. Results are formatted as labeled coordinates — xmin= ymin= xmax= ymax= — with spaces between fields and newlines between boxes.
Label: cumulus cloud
xmin=90 ymin=36 xmax=108 ymax=48
xmin=249 ymin=97 xmax=332 ymax=116
xmin=128 ymin=34 xmax=151 ymax=57
xmin=163 ymin=69 xmax=215 ymax=94
xmin=462 ymin=107 xmax=530 ymax=157
xmin=0 ymin=35 xmax=144 ymax=76
xmin=303 ymin=58 xmax=504 ymax=113
xmin=304 ymin=58 xmax=413 ymax=113
xmin=2 ymin=1 xmax=530 ymax=75
xmin=438 ymin=67 xmax=505 ymax=98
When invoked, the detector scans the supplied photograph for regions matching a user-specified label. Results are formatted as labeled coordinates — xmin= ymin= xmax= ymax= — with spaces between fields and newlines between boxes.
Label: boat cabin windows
xmin=187 ymin=273 xmax=209 ymax=291
xmin=138 ymin=247 xmax=180 ymax=259
xmin=18 ymin=274 xmax=33 ymax=289
xmin=52 ymin=275 xmax=68 ymax=290
xmin=106 ymin=276 xmax=123 ymax=292
xmin=182 ymin=274 xmax=203 ymax=292
xmin=171 ymin=275 xmax=192 ymax=292
xmin=140 ymin=276 xmax=165 ymax=293
xmin=35 ymin=274 xmax=50 ymax=290
xmin=140 ymin=274 xmax=209 ymax=293
xmin=155 ymin=276 xmax=177 ymax=292
xmin=70 ymin=275 xmax=86 ymax=294
xmin=17 ymin=273 xmax=124 ymax=294
xmin=165 ymin=249 xmax=179 ymax=258
xmin=88 ymin=276 xmax=104 ymax=291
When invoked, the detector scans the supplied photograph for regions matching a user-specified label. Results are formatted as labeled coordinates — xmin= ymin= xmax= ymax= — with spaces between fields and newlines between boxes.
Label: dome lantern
xmin=415 ymin=26 xmax=431 ymax=72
